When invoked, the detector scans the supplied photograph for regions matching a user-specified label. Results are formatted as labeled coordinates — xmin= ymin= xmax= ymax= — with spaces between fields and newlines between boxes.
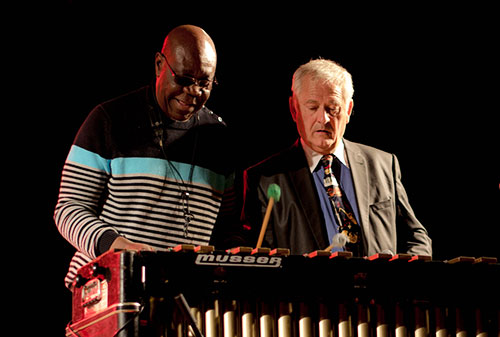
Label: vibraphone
xmin=66 ymin=247 xmax=499 ymax=337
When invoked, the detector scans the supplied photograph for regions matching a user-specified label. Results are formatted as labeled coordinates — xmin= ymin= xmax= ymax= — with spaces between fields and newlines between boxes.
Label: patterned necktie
xmin=320 ymin=154 xmax=361 ymax=251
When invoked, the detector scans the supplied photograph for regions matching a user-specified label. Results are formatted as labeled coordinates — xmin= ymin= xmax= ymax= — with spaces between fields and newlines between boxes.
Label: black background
xmin=16 ymin=2 xmax=499 ymax=335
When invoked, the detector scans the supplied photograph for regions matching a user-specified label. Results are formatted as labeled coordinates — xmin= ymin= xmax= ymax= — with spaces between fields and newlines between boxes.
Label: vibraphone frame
xmin=67 ymin=248 xmax=499 ymax=337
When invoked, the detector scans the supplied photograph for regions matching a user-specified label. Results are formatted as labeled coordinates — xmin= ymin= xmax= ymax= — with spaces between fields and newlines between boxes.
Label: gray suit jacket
xmin=242 ymin=138 xmax=432 ymax=256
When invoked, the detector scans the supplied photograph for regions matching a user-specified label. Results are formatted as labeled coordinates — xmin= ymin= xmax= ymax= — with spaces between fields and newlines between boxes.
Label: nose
xmin=317 ymin=108 xmax=331 ymax=124
xmin=184 ymin=84 xmax=204 ymax=97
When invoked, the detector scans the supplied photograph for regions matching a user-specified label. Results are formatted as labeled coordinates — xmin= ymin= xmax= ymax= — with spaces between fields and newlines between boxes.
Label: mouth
xmin=315 ymin=129 xmax=332 ymax=137
xmin=175 ymin=98 xmax=195 ymax=110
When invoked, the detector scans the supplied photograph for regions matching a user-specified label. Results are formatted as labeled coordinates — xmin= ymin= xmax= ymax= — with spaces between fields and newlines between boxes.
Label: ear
xmin=289 ymin=96 xmax=297 ymax=122
xmin=155 ymin=52 xmax=164 ymax=77
xmin=346 ymin=99 xmax=354 ymax=123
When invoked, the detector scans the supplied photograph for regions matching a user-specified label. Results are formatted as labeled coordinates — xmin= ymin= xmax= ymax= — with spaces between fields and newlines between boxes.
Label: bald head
xmin=161 ymin=25 xmax=217 ymax=71
xmin=155 ymin=25 xmax=217 ymax=121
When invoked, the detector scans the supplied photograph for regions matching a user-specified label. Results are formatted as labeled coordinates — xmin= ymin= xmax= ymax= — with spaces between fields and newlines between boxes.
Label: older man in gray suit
xmin=241 ymin=59 xmax=432 ymax=257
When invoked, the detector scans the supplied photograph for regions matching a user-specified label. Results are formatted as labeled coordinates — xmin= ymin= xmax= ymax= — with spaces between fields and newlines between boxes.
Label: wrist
xmin=96 ymin=230 xmax=121 ymax=255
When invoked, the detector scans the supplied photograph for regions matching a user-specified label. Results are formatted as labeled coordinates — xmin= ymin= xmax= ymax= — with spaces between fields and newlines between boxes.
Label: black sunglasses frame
xmin=160 ymin=53 xmax=217 ymax=90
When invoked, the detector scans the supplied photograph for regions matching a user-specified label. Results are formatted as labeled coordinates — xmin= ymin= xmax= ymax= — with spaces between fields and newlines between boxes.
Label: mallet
xmin=256 ymin=184 xmax=281 ymax=249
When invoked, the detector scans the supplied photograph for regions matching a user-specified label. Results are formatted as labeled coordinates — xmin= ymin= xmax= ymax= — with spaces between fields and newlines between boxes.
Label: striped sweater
xmin=54 ymin=85 xmax=236 ymax=288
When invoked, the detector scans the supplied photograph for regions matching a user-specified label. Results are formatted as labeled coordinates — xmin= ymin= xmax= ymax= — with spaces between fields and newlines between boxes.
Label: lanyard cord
xmin=148 ymin=104 xmax=199 ymax=239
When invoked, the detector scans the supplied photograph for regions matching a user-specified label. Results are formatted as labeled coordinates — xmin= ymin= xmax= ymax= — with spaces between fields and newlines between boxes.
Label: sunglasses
xmin=160 ymin=53 xmax=217 ymax=90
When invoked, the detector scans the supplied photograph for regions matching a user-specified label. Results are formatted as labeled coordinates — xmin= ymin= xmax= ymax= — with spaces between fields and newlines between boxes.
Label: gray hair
xmin=291 ymin=58 xmax=354 ymax=103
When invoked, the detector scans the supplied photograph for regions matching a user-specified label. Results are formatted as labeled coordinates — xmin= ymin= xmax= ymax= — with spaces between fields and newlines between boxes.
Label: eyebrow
xmin=305 ymin=99 xmax=340 ymax=106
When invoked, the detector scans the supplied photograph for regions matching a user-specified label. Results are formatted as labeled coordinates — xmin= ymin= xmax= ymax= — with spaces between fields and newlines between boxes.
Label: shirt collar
xmin=301 ymin=138 xmax=349 ymax=173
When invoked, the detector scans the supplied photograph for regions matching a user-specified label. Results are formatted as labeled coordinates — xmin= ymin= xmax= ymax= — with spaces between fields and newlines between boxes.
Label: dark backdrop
xmin=20 ymin=2 xmax=498 ymax=335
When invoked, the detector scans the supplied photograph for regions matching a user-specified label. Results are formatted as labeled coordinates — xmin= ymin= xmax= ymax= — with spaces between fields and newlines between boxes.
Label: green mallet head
xmin=267 ymin=184 xmax=281 ymax=202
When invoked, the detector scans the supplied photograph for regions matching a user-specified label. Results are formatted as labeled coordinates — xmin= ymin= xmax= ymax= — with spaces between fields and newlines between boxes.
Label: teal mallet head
xmin=267 ymin=184 xmax=281 ymax=202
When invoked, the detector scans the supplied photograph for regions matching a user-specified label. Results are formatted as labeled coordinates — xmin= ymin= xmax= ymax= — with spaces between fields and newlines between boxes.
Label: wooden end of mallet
xmin=255 ymin=184 xmax=281 ymax=249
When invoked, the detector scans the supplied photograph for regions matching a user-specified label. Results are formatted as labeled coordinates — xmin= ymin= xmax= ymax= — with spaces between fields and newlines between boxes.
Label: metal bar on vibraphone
xmin=241 ymin=301 xmax=257 ymax=337
xmin=473 ymin=256 xmax=499 ymax=337
xmin=327 ymin=251 xmax=353 ymax=337
xmin=395 ymin=301 xmax=408 ymax=337
xmin=278 ymin=301 xmax=293 ymax=337
xmin=299 ymin=302 xmax=313 ymax=337
xmin=434 ymin=306 xmax=448 ymax=337
xmin=413 ymin=300 xmax=429 ymax=337
xmin=365 ymin=253 xmax=392 ymax=337
xmin=260 ymin=302 xmax=274 ymax=337
xmin=455 ymin=307 xmax=467 ymax=337
xmin=222 ymin=299 xmax=237 ymax=337
xmin=408 ymin=255 xmax=432 ymax=337
xmin=375 ymin=302 xmax=388 ymax=337
xmin=205 ymin=299 xmax=219 ymax=337
xmin=448 ymin=256 xmax=475 ymax=337
xmin=338 ymin=302 xmax=351 ymax=337
xmin=357 ymin=300 xmax=370 ymax=337
xmin=387 ymin=254 xmax=413 ymax=337
xmin=318 ymin=302 xmax=333 ymax=337
xmin=474 ymin=307 xmax=488 ymax=337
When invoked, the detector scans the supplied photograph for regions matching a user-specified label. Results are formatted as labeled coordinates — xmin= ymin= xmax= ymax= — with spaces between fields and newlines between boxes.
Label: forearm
xmin=54 ymin=200 xmax=115 ymax=258
xmin=54 ymin=154 xmax=116 ymax=259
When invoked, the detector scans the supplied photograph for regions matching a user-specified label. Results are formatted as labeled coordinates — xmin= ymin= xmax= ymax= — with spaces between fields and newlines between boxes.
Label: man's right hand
xmin=109 ymin=236 xmax=156 ymax=252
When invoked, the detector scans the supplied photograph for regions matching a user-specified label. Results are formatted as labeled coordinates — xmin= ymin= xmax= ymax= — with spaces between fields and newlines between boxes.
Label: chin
xmin=314 ymin=141 xmax=336 ymax=154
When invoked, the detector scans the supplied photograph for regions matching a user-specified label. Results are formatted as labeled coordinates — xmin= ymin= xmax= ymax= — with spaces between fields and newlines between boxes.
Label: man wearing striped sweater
xmin=54 ymin=25 xmax=237 ymax=288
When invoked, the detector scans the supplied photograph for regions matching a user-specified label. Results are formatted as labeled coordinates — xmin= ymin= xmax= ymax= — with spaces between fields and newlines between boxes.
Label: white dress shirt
xmin=300 ymin=138 xmax=349 ymax=173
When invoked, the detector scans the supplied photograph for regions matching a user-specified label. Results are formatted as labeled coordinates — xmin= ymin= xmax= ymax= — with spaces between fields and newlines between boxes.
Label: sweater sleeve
xmin=54 ymin=106 xmax=120 ymax=259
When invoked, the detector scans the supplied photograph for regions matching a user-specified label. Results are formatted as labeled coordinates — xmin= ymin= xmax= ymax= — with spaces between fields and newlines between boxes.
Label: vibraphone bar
xmin=67 ymin=247 xmax=500 ymax=337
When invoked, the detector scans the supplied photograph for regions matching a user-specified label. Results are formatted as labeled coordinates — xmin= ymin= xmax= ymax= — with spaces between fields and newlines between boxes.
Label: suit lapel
xmin=287 ymin=141 xmax=329 ymax=249
xmin=344 ymin=139 xmax=371 ymax=252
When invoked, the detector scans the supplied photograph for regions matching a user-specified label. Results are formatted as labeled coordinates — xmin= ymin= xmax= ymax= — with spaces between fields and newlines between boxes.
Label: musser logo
xmin=195 ymin=253 xmax=282 ymax=268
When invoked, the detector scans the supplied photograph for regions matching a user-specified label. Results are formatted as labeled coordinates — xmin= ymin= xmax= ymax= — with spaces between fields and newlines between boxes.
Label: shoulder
xmin=344 ymin=139 xmax=395 ymax=162
xmin=195 ymin=106 xmax=230 ymax=149
xmin=86 ymin=85 xmax=151 ymax=127
xmin=74 ymin=86 xmax=151 ymax=156
xmin=197 ymin=106 xmax=227 ymax=127
xmin=344 ymin=139 xmax=401 ymax=178
xmin=98 ymin=85 xmax=150 ymax=111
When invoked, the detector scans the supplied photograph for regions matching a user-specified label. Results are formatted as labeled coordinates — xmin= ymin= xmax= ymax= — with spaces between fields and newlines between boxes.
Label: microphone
xmin=255 ymin=184 xmax=281 ymax=249
xmin=323 ymin=233 xmax=349 ymax=252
